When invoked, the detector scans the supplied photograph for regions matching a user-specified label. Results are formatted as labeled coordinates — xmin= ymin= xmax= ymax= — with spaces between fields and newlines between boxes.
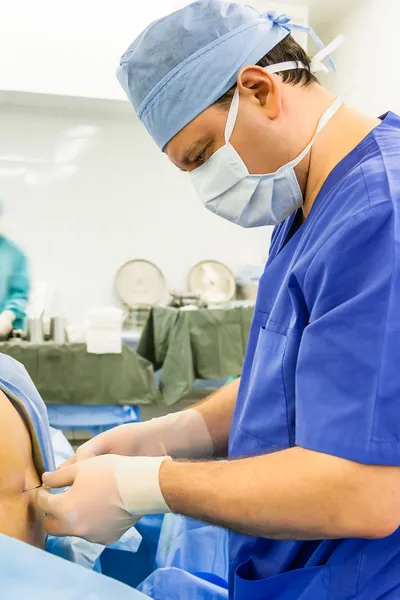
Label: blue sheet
xmin=47 ymin=404 xmax=141 ymax=435
xmin=140 ymin=516 xmax=229 ymax=599
xmin=139 ymin=568 xmax=228 ymax=600
xmin=155 ymin=514 xmax=228 ymax=578
xmin=99 ymin=512 xmax=230 ymax=599
xmin=0 ymin=534 xmax=149 ymax=600
xmin=127 ymin=515 xmax=229 ymax=599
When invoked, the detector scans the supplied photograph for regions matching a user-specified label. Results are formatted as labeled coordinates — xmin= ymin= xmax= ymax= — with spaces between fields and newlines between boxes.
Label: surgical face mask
xmin=190 ymin=64 xmax=343 ymax=228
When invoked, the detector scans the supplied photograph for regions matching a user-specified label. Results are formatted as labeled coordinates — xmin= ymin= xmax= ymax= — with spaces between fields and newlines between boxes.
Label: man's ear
xmin=237 ymin=65 xmax=281 ymax=119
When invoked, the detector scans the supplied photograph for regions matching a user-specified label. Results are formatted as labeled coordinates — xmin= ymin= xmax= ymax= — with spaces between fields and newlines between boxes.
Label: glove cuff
xmin=160 ymin=409 xmax=214 ymax=459
xmin=116 ymin=455 xmax=172 ymax=516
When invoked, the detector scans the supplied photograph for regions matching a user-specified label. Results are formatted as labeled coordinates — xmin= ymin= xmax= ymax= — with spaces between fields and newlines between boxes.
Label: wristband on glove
xmin=116 ymin=455 xmax=172 ymax=515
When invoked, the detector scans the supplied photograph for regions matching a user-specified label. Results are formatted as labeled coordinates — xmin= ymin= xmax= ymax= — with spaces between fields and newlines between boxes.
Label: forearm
xmin=190 ymin=377 xmax=239 ymax=457
xmin=160 ymin=446 xmax=400 ymax=540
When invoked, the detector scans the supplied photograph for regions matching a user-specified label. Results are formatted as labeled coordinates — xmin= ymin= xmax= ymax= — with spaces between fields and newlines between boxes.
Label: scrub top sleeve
xmin=4 ymin=250 xmax=30 ymax=321
xmin=295 ymin=203 xmax=400 ymax=466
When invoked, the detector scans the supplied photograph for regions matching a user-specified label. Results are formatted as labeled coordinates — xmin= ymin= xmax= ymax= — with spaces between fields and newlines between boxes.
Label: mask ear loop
xmin=265 ymin=60 xmax=306 ymax=74
xmin=224 ymin=87 xmax=240 ymax=143
xmin=274 ymin=96 xmax=343 ymax=174
xmin=224 ymin=62 xmax=305 ymax=144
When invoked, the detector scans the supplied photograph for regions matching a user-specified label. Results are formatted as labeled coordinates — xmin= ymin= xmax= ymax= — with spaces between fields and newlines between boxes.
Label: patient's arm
xmin=0 ymin=390 xmax=45 ymax=548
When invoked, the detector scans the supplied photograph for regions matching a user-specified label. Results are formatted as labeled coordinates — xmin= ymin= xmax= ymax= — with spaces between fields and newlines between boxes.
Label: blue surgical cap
xmin=117 ymin=1 xmax=292 ymax=150
xmin=117 ymin=1 xmax=333 ymax=150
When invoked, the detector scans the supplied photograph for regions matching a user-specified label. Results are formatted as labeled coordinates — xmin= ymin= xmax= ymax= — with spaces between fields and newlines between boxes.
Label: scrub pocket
xmin=239 ymin=326 xmax=290 ymax=450
xmin=234 ymin=560 xmax=330 ymax=600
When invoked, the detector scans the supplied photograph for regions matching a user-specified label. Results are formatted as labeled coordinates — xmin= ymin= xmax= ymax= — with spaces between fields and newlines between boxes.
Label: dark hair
xmin=216 ymin=34 xmax=318 ymax=108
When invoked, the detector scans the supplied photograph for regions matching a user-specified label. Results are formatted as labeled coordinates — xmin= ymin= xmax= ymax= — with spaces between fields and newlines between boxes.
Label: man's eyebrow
xmin=180 ymin=136 xmax=212 ymax=165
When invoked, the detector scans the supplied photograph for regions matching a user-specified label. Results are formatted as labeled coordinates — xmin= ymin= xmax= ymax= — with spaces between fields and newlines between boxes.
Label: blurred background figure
xmin=0 ymin=200 xmax=30 ymax=337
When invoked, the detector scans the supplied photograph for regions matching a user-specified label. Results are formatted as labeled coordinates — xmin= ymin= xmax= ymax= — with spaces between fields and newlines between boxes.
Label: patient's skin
xmin=0 ymin=390 xmax=45 ymax=548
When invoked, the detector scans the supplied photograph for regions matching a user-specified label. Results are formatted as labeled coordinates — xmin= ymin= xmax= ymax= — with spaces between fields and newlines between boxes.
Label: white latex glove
xmin=37 ymin=454 xmax=170 ymax=544
xmin=63 ymin=409 xmax=213 ymax=467
xmin=0 ymin=310 xmax=15 ymax=337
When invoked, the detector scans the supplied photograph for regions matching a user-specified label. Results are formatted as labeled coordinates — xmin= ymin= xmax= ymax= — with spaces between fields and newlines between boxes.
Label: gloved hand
xmin=37 ymin=454 xmax=171 ymax=544
xmin=0 ymin=310 xmax=15 ymax=337
xmin=62 ymin=409 xmax=213 ymax=467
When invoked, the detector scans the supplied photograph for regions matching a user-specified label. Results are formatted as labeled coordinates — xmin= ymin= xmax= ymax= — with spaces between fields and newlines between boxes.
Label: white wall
xmin=0 ymin=101 xmax=271 ymax=326
xmin=314 ymin=0 xmax=400 ymax=116
xmin=0 ymin=1 xmax=308 ymax=100
xmin=0 ymin=0 xmax=187 ymax=100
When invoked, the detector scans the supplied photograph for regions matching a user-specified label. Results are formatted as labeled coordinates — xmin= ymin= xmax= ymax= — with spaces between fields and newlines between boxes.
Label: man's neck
xmin=302 ymin=104 xmax=381 ymax=218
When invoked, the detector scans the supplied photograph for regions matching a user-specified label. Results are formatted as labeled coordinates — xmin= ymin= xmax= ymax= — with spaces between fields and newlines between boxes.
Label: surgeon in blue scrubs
xmin=0 ymin=201 xmax=29 ymax=336
xmin=38 ymin=2 xmax=400 ymax=598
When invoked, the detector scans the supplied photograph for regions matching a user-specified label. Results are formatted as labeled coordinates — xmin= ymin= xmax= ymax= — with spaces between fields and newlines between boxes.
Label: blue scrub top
xmin=228 ymin=112 xmax=400 ymax=600
xmin=0 ymin=236 xmax=29 ymax=330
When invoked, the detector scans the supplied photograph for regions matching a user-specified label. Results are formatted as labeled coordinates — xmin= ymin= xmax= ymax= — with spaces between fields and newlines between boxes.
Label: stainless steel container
xmin=27 ymin=318 xmax=44 ymax=344
xmin=50 ymin=317 xmax=66 ymax=344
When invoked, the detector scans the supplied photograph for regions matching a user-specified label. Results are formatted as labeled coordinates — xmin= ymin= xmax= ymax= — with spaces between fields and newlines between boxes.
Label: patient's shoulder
xmin=0 ymin=389 xmax=32 ymax=493
xmin=0 ymin=390 xmax=45 ymax=547
xmin=0 ymin=354 xmax=54 ymax=474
